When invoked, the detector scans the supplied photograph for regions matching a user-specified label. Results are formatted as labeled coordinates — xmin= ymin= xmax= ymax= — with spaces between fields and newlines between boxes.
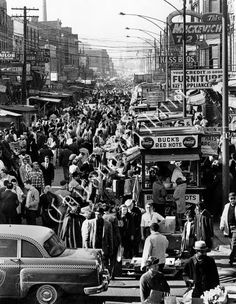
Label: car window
xmin=43 ymin=233 xmax=65 ymax=257
xmin=21 ymin=240 xmax=43 ymax=258
xmin=0 ymin=239 xmax=17 ymax=257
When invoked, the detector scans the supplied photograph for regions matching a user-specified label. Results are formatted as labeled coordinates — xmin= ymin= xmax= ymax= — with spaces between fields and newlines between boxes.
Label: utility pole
xmin=12 ymin=6 xmax=39 ymax=104
xmin=222 ymin=0 xmax=229 ymax=209
xmin=182 ymin=0 xmax=187 ymax=117
xmin=154 ymin=38 xmax=157 ymax=72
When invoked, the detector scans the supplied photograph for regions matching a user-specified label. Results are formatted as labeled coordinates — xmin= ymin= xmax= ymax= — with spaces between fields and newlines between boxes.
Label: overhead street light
xmin=120 ymin=12 xmax=165 ymax=32
xmin=120 ymin=11 xmax=170 ymax=100
xmin=126 ymin=35 xmax=155 ymax=48
xmin=125 ymin=27 xmax=160 ymax=41
xmin=126 ymin=35 xmax=155 ymax=73
xmin=125 ymin=27 xmax=161 ymax=71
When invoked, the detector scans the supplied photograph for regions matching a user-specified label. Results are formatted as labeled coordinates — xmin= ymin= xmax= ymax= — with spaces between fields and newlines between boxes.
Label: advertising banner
xmin=201 ymin=135 xmax=220 ymax=156
xmin=171 ymin=69 xmax=223 ymax=89
xmin=140 ymin=135 xmax=198 ymax=150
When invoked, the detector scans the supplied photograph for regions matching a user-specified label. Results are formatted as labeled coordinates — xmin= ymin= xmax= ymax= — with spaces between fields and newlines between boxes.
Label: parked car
xmin=0 ymin=224 xmax=109 ymax=304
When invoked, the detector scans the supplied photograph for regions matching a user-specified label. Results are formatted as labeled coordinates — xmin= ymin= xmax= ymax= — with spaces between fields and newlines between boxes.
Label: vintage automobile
xmin=0 ymin=224 xmax=110 ymax=304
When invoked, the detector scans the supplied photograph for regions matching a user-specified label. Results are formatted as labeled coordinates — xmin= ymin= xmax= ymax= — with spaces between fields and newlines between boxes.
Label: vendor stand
xmin=138 ymin=126 xmax=206 ymax=211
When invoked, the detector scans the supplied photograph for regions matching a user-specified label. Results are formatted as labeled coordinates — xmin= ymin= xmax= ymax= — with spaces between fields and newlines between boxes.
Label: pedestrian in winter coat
xmin=140 ymin=256 xmax=170 ymax=304
xmin=40 ymin=156 xmax=55 ymax=186
xmin=194 ymin=201 xmax=214 ymax=250
xmin=1 ymin=182 xmax=19 ymax=224
xmin=173 ymin=177 xmax=187 ymax=232
xmin=183 ymin=241 xmax=219 ymax=298
xmin=152 ymin=174 xmax=166 ymax=216
xmin=59 ymin=145 xmax=73 ymax=182
xmin=125 ymin=199 xmax=142 ymax=257
xmin=117 ymin=204 xmax=135 ymax=259
xmin=181 ymin=209 xmax=196 ymax=256
xmin=83 ymin=206 xmax=113 ymax=269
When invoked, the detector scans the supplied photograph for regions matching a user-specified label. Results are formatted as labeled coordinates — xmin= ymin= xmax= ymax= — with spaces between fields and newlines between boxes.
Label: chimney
xmin=42 ymin=0 xmax=47 ymax=21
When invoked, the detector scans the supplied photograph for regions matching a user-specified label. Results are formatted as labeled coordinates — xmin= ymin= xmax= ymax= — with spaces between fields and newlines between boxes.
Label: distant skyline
xmin=6 ymin=0 xmax=183 ymax=55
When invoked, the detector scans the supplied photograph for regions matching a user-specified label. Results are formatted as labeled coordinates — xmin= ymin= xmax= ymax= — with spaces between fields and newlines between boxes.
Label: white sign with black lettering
xmin=144 ymin=193 xmax=200 ymax=205
xmin=171 ymin=69 xmax=223 ymax=89
xmin=140 ymin=135 xmax=198 ymax=150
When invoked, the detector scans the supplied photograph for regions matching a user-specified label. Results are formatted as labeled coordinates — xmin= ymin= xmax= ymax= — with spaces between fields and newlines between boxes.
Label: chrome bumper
xmin=84 ymin=270 xmax=110 ymax=295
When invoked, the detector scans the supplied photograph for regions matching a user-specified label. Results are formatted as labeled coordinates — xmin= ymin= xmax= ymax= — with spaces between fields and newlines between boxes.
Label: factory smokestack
xmin=42 ymin=0 xmax=47 ymax=21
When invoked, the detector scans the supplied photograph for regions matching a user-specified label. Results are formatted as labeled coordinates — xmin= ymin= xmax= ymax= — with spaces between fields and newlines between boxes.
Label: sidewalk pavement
xmin=213 ymin=220 xmax=231 ymax=248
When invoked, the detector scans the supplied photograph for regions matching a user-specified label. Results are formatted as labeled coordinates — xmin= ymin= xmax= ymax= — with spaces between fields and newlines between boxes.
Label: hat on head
xmin=79 ymin=147 xmax=89 ymax=155
xmin=125 ymin=199 xmax=133 ymax=207
xmin=60 ymin=180 xmax=67 ymax=186
xmin=81 ymin=205 xmax=92 ymax=214
xmin=229 ymin=192 xmax=236 ymax=198
xmin=94 ymin=206 xmax=104 ymax=214
xmin=69 ymin=154 xmax=77 ymax=161
xmin=193 ymin=240 xmax=208 ymax=251
xmin=145 ymin=256 xmax=159 ymax=267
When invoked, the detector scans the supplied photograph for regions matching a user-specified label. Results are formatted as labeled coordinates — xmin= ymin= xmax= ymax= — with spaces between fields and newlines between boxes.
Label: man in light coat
xmin=83 ymin=206 xmax=113 ymax=269
xmin=141 ymin=222 xmax=169 ymax=272
xmin=220 ymin=192 xmax=236 ymax=266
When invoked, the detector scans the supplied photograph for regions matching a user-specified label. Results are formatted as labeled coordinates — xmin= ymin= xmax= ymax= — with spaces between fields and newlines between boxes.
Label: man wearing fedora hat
xmin=140 ymin=256 xmax=170 ymax=303
xmin=182 ymin=240 xmax=219 ymax=298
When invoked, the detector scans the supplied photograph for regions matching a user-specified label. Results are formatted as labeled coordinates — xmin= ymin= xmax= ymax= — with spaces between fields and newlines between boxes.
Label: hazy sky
xmin=6 ymin=0 xmax=183 ymax=57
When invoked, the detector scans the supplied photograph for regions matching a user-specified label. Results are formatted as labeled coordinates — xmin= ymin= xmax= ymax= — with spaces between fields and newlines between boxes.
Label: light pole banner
xmin=171 ymin=69 xmax=223 ymax=89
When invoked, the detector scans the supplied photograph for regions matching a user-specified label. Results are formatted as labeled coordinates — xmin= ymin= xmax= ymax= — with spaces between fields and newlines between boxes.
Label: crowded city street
xmin=0 ymin=0 xmax=235 ymax=303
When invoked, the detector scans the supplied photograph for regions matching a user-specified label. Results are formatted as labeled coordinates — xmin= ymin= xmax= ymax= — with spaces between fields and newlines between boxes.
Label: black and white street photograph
xmin=0 ymin=0 xmax=235 ymax=303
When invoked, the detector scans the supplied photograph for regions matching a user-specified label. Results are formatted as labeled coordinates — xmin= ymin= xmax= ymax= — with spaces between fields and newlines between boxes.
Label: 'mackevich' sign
xmin=168 ymin=11 xmax=223 ymax=45
xmin=171 ymin=23 xmax=222 ymax=35
xmin=171 ymin=69 xmax=223 ymax=89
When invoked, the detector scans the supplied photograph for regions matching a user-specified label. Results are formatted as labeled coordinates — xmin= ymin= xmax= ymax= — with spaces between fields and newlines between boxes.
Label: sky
xmin=6 ymin=0 xmax=184 ymax=59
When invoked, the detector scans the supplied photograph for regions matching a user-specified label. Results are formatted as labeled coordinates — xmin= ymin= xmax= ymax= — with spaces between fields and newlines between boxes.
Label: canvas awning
xmin=28 ymin=96 xmax=61 ymax=103
xmin=0 ymin=109 xmax=22 ymax=117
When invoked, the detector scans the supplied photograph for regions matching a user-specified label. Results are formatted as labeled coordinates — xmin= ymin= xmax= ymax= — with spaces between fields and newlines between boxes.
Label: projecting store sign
xmin=171 ymin=69 xmax=223 ymax=89
xmin=169 ymin=12 xmax=223 ymax=45
xmin=0 ymin=52 xmax=16 ymax=61
xmin=140 ymin=135 xmax=198 ymax=149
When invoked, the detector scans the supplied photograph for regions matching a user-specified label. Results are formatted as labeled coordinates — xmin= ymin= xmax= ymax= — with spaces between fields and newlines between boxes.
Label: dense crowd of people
xmin=0 ymin=86 xmax=235 ymax=301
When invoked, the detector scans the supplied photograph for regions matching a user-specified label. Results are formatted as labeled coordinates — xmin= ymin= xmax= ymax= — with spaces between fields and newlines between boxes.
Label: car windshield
xmin=43 ymin=233 xmax=66 ymax=257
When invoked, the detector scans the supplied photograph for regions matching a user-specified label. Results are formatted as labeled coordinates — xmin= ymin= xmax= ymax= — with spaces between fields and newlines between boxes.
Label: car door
xmin=0 ymin=238 xmax=20 ymax=297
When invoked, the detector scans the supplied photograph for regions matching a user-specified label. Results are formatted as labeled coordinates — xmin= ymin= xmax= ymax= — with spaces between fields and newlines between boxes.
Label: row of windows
xmin=0 ymin=239 xmax=42 ymax=258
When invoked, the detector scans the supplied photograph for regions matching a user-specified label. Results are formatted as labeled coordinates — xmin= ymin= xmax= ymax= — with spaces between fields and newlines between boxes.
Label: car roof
xmin=0 ymin=225 xmax=54 ymax=244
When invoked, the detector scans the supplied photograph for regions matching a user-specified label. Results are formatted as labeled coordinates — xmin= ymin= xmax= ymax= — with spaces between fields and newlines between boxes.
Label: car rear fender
xmin=19 ymin=267 xmax=97 ymax=297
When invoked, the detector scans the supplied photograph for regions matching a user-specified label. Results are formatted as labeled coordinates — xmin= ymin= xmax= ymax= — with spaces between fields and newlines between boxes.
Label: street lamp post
xmin=126 ymin=27 xmax=161 ymax=71
xmin=120 ymin=12 xmax=169 ymax=98
xmin=126 ymin=35 xmax=155 ymax=73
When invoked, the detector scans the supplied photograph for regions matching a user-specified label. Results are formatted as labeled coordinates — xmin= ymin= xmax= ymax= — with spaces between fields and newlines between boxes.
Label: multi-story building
xmin=188 ymin=0 xmax=235 ymax=70
xmin=84 ymin=48 xmax=111 ymax=79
